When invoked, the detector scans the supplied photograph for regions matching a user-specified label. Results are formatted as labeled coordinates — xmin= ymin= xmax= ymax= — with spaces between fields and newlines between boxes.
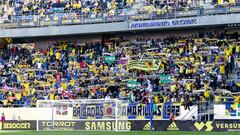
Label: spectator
xmin=1 ymin=113 xmax=5 ymax=123
xmin=0 ymin=31 xmax=239 ymax=108
xmin=170 ymin=112 xmax=175 ymax=122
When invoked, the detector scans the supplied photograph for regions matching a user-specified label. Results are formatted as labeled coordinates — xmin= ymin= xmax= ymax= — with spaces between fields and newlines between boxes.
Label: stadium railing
xmin=0 ymin=6 xmax=240 ymax=29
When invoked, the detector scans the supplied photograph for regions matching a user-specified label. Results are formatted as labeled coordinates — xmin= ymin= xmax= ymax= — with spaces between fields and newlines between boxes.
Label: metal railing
xmin=0 ymin=6 xmax=240 ymax=29
xmin=197 ymin=101 xmax=214 ymax=121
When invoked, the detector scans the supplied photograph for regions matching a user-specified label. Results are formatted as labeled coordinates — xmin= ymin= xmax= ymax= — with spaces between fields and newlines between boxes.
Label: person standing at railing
xmin=170 ymin=112 xmax=175 ymax=122
xmin=7 ymin=6 xmax=13 ymax=20
xmin=215 ymin=94 xmax=222 ymax=104
xmin=1 ymin=113 xmax=5 ymax=123
xmin=184 ymin=94 xmax=191 ymax=110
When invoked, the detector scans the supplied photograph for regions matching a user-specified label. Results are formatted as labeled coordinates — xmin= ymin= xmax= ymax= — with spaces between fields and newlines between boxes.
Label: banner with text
xmin=129 ymin=18 xmax=199 ymax=29
xmin=72 ymin=102 xmax=182 ymax=120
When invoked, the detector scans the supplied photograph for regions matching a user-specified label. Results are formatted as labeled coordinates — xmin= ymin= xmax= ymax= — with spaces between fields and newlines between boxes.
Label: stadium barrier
xmin=0 ymin=102 xmax=198 ymax=121
xmin=1 ymin=6 xmax=240 ymax=29
xmin=1 ymin=103 xmax=239 ymax=121
xmin=0 ymin=100 xmax=239 ymax=131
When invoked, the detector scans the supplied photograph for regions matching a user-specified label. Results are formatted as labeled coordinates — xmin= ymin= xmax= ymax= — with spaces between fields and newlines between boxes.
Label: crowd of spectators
xmin=0 ymin=31 xmax=240 ymax=108
xmin=1 ymin=0 xmax=240 ymax=21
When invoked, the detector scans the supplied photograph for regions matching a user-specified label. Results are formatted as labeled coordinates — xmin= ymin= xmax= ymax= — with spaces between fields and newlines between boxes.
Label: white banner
xmin=214 ymin=104 xmax=240 ymax=120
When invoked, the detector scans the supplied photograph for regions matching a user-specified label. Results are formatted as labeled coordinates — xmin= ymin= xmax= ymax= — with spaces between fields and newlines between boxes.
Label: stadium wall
xmin=1 ymin=14 xmax=240 ymax=38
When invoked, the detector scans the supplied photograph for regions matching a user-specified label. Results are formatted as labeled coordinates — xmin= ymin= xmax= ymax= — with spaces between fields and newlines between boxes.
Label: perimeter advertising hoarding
xmin=11 ymin=120 xmax=240 ymax=131
xmin=38 ymin=120 xmax=240 ymax=131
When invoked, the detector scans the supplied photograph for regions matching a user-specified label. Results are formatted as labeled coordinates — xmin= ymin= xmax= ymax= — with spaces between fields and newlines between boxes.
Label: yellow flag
xmin=229 ymin=0 xmax=235 ymax=4
xmin=218 ymin=0 xmax=223 ymax=5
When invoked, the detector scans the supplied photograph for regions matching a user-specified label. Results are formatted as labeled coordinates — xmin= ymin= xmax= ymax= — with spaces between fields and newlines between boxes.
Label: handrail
xmin=0 ymin=6 xmax=240 ymax=29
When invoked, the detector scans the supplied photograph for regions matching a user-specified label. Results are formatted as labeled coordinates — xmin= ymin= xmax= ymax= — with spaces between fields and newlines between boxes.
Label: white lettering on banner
xmin=3 ymin=123 xmax=31 ymax=129
xmin=42 ymin=122 xmax=76 ymax=127
xmin=129 ymin=18 xmax=199 ymax=29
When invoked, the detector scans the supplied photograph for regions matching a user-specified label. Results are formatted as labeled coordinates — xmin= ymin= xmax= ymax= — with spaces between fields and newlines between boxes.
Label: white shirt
xmin=193 ymin=46 xmax=197 ymax=53
xmin=228 ymin=55 xmax=231 ymax=63
xmin=217 ymin=74 xmax=222 ymax=82
xmin=37 ymin=62 xmax=41 ymax=69
xmin=105 ymin=95 xmax=111 ymax=99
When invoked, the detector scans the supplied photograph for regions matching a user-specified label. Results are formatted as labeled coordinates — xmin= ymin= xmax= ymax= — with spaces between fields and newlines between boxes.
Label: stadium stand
xmin=2 ymin=1 xmax=240 ymax=134
xmin=0 ymin=30 xmax=240 ymax=108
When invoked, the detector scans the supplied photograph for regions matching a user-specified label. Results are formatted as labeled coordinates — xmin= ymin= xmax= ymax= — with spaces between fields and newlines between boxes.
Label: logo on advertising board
xmin=2 ymin=121 xmax=36 ymax=130
xmin=214 ymin=120 xmax=240 ymax=131
xmin=167 ymin=122 xmax=179 ymax=131
xmin=56 ymin=104 xmax=68 ymax=115
xmin=41 ymin=121 xmax=76 ymax=127
xmin=85 ymin=121 xmax=131 ymax=131
xmin=39 ymin=121 xmax=77 ymax=130
xmin=194 ymin=122 xmax=213 ymax=131
xmin=143 ymin=122 xmax=154 ymax=131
